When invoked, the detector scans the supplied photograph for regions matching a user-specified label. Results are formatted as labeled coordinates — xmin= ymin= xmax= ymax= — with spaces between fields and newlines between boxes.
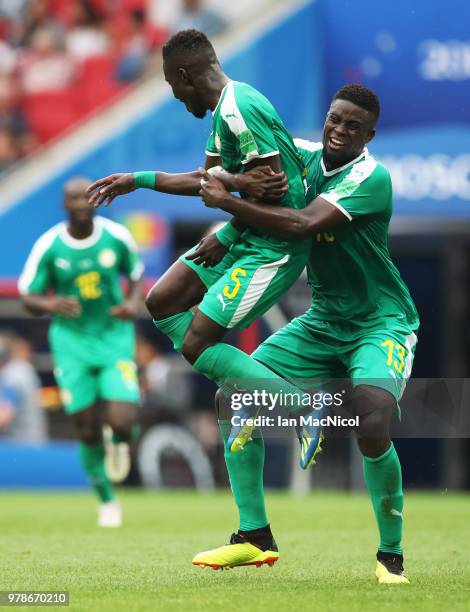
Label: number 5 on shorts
xmin=223 ymin=267 xmax=247 ymax=299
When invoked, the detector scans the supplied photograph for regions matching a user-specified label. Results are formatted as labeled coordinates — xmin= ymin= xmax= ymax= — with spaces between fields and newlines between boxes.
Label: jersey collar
xmin=212 ymin=80 xmax=233 ymax=115
xmin=320 ymin=147 xmax=368 ymax=177
xmin=59 ymin=217 xmax=103 ymax=249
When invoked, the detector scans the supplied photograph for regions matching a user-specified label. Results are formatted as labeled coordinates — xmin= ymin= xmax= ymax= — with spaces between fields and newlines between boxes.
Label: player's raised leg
xmin=145 ymin=258 xmax=210 ymax=352
xmin=180 ymin=246 xmax=323 ymax=448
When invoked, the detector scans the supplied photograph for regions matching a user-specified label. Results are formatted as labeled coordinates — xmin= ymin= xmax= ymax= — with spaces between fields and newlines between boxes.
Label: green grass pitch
xmin=1 ymin=490 xmax=468 ymax=611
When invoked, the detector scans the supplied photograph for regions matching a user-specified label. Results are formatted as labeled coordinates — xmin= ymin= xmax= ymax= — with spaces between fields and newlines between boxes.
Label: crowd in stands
xmin=0 ymin=0 xmax=227 ymax=173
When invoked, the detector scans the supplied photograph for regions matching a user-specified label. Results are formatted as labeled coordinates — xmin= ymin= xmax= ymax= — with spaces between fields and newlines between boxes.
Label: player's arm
xmin=201 ymin=159 xmax=387 ymax=238
xmin=21 ymin=294 xmax=82 ymax=317
xmin=18 ymin=235 xmax=81 ymax=317
xmin=109 ymin=226 xmax=146 ymax=320
xmin=201 ymin=177 xmax=346 ymax=239
xmin=109 ymin=275 xmax=145 ymax=320
xmin=86 ymin=156 xmax=286 ymax=209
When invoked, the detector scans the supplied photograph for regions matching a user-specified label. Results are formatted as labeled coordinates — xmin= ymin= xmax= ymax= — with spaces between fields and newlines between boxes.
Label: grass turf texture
xmin=0 ymin=491 xmax=468 ymax=611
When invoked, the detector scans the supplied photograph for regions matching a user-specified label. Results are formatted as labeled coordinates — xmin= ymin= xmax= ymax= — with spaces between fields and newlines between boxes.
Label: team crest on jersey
xmin=54 ymin=258 xmax=70 ymax=270
xmin=78 ymin=258 xmax=93 ymax=269
xmin=98 ymin=248 xmax=116 ymax=268
xmin=214 ymin=132 xmax=222 ymax=153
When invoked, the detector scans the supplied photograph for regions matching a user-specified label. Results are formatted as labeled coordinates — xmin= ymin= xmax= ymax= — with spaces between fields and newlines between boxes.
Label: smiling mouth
xmin=328 ymin=136 xmax=347 ymax=150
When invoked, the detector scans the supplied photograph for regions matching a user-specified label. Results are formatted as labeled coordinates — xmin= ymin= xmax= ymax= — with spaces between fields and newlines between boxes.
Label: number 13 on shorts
xmin=381 ymin=339 xmax=406 ymax=374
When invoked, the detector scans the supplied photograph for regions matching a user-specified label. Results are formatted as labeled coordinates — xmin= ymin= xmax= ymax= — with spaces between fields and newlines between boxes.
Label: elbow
xmin=20 ymin=296 xmax=37 ymax=316
xmin=285 ymin=217 xmax=311 ymax=240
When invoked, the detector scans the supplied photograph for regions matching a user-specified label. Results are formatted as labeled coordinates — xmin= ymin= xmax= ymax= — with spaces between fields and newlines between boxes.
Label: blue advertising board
xmin=320 ymin=0 xmax=470 ymax=128
xmin=373 ymin=125 xmax=470 ymax=217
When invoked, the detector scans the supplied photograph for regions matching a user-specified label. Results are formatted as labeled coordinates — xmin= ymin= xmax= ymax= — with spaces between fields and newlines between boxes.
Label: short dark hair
xmin=333 ymin=84 xmax=380 ymax=120
xmin=163 ymin=29 xmax=215 ymax=62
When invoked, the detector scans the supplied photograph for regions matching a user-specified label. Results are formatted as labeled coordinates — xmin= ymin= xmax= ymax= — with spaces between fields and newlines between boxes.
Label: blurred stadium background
xmin=0 ymin=0 xmax=470 ymax=497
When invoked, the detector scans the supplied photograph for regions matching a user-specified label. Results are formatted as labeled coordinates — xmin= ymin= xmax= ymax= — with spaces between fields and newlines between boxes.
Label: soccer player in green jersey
xmin=19 ymin=178 xmax=144 ymax=528
xmin=194 ymin=85 xmax=418 ymax=584
xmin=87 ymin=29 xmax=323 ymax=454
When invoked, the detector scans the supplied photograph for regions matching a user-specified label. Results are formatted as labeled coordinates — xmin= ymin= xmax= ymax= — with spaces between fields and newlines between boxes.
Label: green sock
xmin=193 ymin=342 xmax=308 ymax=412
xmin=219 ymin=419 xmax=268 ymax=531
xmin=112 ymin=423 xmax=140 ymax=444
xmin=153 ymin=311 xmax=194 ymax=352
xmin=363 ymin=442 xmax=404 ymax=555
xmin=78 ymin=442 xmax=115 ymax=503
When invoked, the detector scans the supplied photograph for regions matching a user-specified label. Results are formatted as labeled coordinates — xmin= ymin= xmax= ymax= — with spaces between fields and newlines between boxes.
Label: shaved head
xmin=162 ymin=29 xmax=226 ymax=119
xmin=64 ymin=176 xmax=91 ymax=195
xmin=162 ymin=29 xmax=218 ymax=68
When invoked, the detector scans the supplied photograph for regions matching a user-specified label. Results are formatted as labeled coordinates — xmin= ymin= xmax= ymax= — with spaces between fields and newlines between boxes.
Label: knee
xmin=145 ymin=284 xmax=165 ymax=320
xmin=76 ymin=422 xmax=100 ymax=445
xmin=355 ymin=408 xmax=391 ymax=457
xmin=356 ymin=407 xmax=389 ymax=440
xmin=107 ymin=414 xmax=133 ymax=441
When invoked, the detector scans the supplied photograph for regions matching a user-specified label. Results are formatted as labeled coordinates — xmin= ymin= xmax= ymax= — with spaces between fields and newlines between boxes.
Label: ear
xmin=364 ymin=128 xmax=376 ymax=144
xmin=178 ymin=67 xmax=189 ymax=83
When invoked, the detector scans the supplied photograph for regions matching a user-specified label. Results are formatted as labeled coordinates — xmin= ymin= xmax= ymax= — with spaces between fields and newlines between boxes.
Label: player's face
xmin=322 ymin=99 xmax=376 ymax=168
xmin=64 ymin=183 xmax=94 ymax=226
xmin=163 ymin=60 xmax=208 ymax=119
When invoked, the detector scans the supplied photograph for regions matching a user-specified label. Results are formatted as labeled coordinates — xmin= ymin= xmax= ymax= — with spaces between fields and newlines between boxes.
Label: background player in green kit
xmin=87 ymin=29 xmax=323 ymax=448
xmin=195 ymin=85 xmax=419 ymax=584
xmin=19 ymin=177 xmax=144 ymax=528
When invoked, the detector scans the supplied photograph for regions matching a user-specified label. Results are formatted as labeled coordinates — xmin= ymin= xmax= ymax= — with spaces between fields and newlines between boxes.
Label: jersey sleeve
xmin=18 ymin=231 xmax=55 ymax=295
xmin=221 ymin=89 xmax=279 ymax=165
xmin=319 ymin=158 xmax=390 ymax=221
xmin=294 ymin=139 xmax=323 ymax=204
xmin=205 ymin=131 xmax=219 ymax=157
xmin=116 ymin=226 xmax=144 ymax=281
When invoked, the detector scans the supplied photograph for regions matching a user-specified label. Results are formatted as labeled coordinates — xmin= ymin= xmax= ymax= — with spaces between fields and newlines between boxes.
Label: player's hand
xmin=110 ymin=299 xmax=139 ymax=320
xmin=186 ymin=233 xmax=228 ymax=267
xmin=199 ymin=169 xmax=230 ymax=208
xmin=237 ymin=166 xmax=289 ymax=200
xmin=46 ymin=296 xmax=81 ymax=318
xmin=87 ymin=173 xmax=136 ymax=208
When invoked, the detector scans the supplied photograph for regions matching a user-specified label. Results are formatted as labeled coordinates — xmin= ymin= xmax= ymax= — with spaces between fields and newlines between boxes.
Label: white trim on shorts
xmin=227 ymin=254 xmax=290 ymax=328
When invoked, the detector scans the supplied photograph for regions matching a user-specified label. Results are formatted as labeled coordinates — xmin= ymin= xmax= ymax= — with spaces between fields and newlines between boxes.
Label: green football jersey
xmin=295 ymin=138 xmax=419 ymax=328
xmin=206 ymin=80 xmax=308 ymax=253
xmin=18 ymin=216 xmax=144 ymax=336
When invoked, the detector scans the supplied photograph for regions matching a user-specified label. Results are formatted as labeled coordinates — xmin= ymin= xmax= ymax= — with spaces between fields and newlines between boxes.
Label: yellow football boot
xmin=375 ymin=552 xmax=410 ymax=584
xmin=192 ymin=531 xmax=279 ymax=570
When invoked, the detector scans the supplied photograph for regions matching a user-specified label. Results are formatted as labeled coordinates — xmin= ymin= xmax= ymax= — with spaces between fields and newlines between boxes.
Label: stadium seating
xmin=22 ymin=55 xmax=128 ymax=143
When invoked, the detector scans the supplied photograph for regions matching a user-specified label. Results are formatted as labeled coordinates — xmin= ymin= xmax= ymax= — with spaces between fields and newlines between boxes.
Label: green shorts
xmin=181 ymin=240 xmax=308 ymax=330
xmin=50 ymin=322 xmax=140 ymax=414
xmin=252 ymin=313 xmax=418 ymax=401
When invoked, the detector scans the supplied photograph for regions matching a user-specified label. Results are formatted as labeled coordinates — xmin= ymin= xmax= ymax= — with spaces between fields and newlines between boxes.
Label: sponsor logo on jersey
xmin=98 ymin=248 xmax=116 ymax=268
xmin=54 ymin=258 xmax=70 ymax=270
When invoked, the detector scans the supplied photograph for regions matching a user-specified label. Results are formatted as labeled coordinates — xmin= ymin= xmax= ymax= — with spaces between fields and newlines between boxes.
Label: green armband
xmin=216 ymin=222 xmax=242 ymax=248
xmin=133 ymin=171 xmax=156 ymax=190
